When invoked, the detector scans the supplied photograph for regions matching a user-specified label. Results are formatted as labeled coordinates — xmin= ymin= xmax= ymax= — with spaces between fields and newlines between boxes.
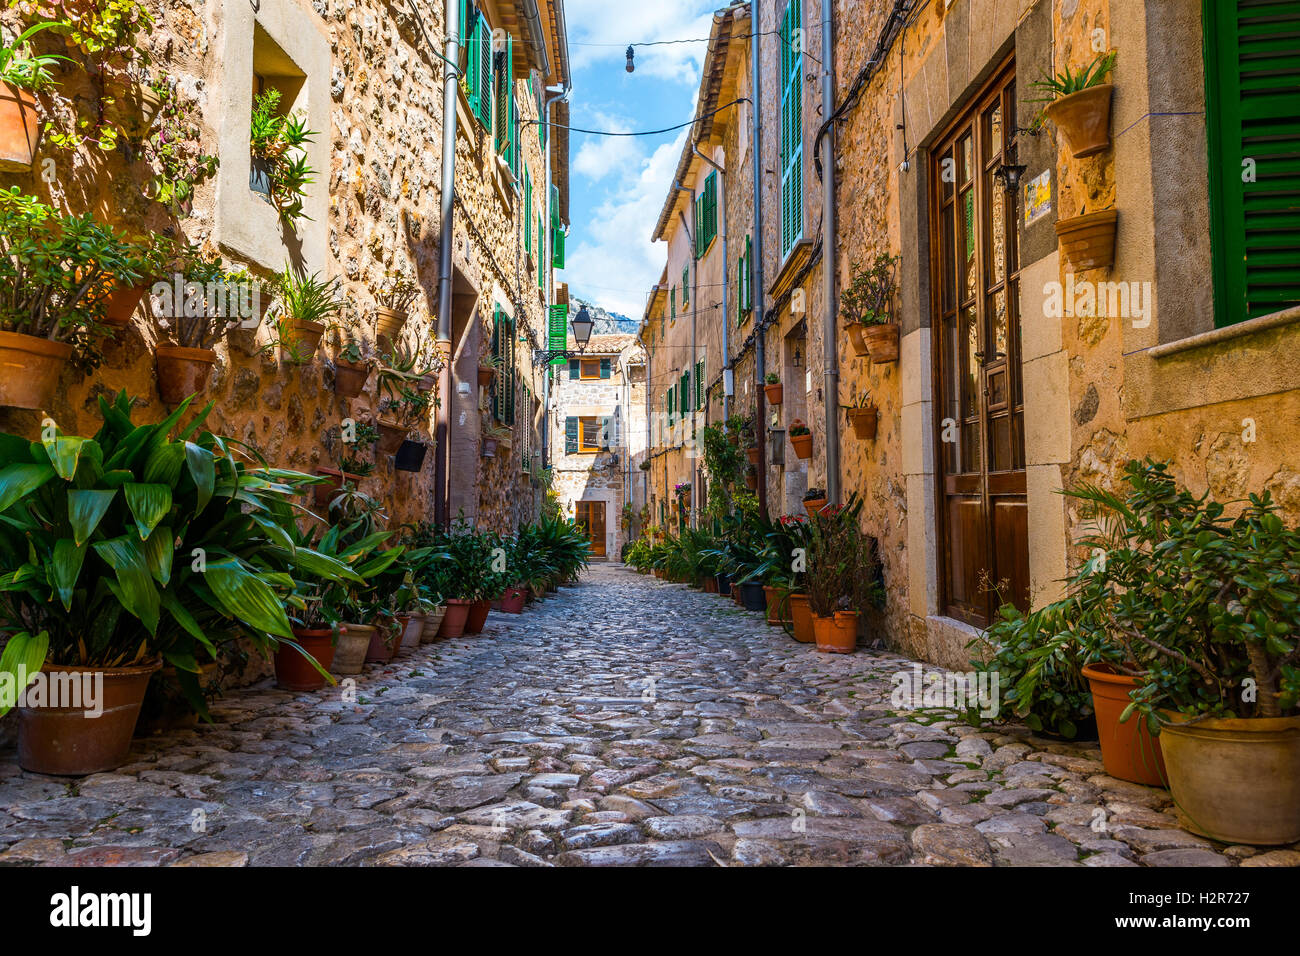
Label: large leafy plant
xmin=0 ymin=392 xmax=354 ymax=715
xmin=840 ymin=253 xmax=899 ymax=328
xmin=250 ymin=88 xmax=318 ymax=228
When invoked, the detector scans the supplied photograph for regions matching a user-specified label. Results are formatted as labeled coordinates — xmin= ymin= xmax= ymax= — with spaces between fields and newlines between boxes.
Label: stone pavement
xmin=0 ymin=564 xmax=1291 ymax=867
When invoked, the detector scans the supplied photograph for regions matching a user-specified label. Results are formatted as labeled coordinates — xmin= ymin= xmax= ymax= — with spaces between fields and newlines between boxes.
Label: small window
xmin=579 ymin=358 xmax=601 ymax=380
xmin=579 ymin=416 xmax=604 ymax=452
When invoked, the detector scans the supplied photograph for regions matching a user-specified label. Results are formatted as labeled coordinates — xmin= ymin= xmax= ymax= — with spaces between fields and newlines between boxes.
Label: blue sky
xmin=561 ymin=0 xmax=722 ymax=319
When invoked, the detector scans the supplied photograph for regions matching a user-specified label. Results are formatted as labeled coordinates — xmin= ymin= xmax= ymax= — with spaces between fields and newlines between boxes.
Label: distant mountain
xmin=570 ymin=297 xmax=638 ymax=335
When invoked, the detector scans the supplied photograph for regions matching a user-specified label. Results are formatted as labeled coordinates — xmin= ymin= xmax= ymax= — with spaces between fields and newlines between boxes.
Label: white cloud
xmin=571 ymin=113 xmax=641 ymax=181
xmin=566 ymin=132 xmax=687 ymax=319
xmin=565 ymin=0 xmax=717 ymax=85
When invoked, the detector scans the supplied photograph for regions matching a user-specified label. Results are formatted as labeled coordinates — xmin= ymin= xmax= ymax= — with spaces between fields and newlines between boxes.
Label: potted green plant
xmin=332 ymin=305 xmax=372 ymax=399
xmin=0 ymin=22 xmax=65 ymax=170
xmin=841 ymin=253 xmax=900 ymax=362
xmin=250 ymin=88 xmax=317 ymax=229
xmin=1070 ymin=460 xmax=1300 ymax=843
xmin=275 ymin=268 xmax=341 ymax=364
xmin=1030 ymin=50 xmax=1116 ymax=159
xmin=805 ymin=496 xmax=881 ymax=654
xmin=0 ymin=188 xmax=148 ymax=409
xmin=0 ymin=392 xmax=348 ymax=771
xmin=373 ymin=272 xmax=419 ymax=351
xmin=762 ymin=371 xmax=783 ymax=406
xmin=139 ymin=82 xmax=219 ymax=216
xmin=789 ymin=420 xmax=813 ymax=460
xmin=152 ymin=248 xmax=247 ymax=405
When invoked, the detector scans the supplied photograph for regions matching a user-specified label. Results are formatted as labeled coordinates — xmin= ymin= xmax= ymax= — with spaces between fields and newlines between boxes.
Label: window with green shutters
xmin=696 ymin=171 xmax=718 ymax=256
xmin=547 ymin=304 xmax=567 ymax=367
xmin=537 ymin=214 xmax=545 ymax=287
xmin=490 ymin=306 xmax=516 ymax=425
xmin=667 ymin=387 xmax=675 ymax=427
xmin=682 ymin=267 xmax=689 ymax=306
xmin=565 ymin=416 xmax=578 ymax=455
xmin=460 ymin=0 xmax=493 ymax=130
xmin=524 ymin=169 xmax=533 ymax=254
xmin=695 ymin=359 xmax=704 ymax=409
xmin=779 ymin=0 xmax=804 ymax=260
xmin=679 ymin=371 xmax=689 ymax=414
xmin=737 ymin=234 xmax=753 ymax=323
xmin=552 ymin=226 xmax=566 ymax=269
xmin=494 ymin=36 xmax=515 ymax=171
xmin=1203 ymin=0 xmax=1300 ymax=327
xmin=670 ymin=285 xmax=676 ymax=320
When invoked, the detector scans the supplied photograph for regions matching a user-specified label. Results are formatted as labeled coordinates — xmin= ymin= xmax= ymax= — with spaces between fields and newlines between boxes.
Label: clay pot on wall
xmin=280 ymin=319 xmax=326 ymax=364
xmin=477 ymin=365 xmax=495 ymax=388
xmin=376 ymin=419 xmax=407 ymax=455
xmin=334 ymin=360 xmax=370 ymax=399
xmin=17 ymin=660 xmax=161 ymax=775
xmin=846 ymin=323 xmax=872 ymax=358
xmin=848 ymin=405 xmax=878 ymax=441
xmin=0 ymin=82 xmax=41 ymax=171
xmin=156 ymin=345 xmax=217 ymax=405
xmin=746 ymin=446 xmax=761 ymax=465
xmin=803 ymin=496 xmax=827 ymax=517
xmin=862 ymin=324 xmax=900 ymax=363
xmin=0 ymin=331 xmax=73 ymax=410
xmin=790 ymin=433 xmax=813 ymax=460
xmin=375 ymin=307 xmax=406 ymax=351
xmin=101 ymin=278 xmax=154 ymax=330
xmin=764 ymin=382 xmax=783 ymax=405
xmin=313 ymin=467 xmax=365 ymax=513
xmin=1044 ymin=84 xmax=1114 ymax=158
xmin=1056 ymin=209 xmax=1118 ymax=272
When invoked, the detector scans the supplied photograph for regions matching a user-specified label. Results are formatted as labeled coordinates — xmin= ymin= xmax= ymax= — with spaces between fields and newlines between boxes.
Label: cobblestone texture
xmin=0 ymin=566 xmax=1271 ymax=867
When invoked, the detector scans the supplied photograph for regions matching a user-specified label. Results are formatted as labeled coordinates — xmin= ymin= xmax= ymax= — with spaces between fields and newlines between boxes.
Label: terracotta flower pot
xmin=1082 ymin=663 xmax=1166 ymax=786
xmin=1056 ymin=209 xmax=1118 ymax=272
xmin=275 ymin=629 xmax=337 ymax=691
xmin=499 ymin=585 xmax=527 ymax=614
xmin=156 ymin=345 xmax=217 ymax=405
xmin=814 ymin=611 xmax=858 ymax=654
xmin=438 ymin=598 xmax=472 ymax=638
xmin=103 ymin=79 xmax=163 ymax=137
xmin=421 ymin=606 xmax=447 ymax=642
xmin=377 ymin=419 xmax=407 ymax=455
xmin=788 ymin=593 xmax=815 ymax=643
xmin=281 ymin=318 xmax=326 ymax=363
xmin=334 ymin=359 xmax=370 ymax=399
xmin=1044 ymin=84 xmax=1114 ymax=158
xmin=482 ymin=438 xmax=498 ymax=458
xmin=848 ymin=405 xmax=878 ymax=440
xmin=861 ymin=323 xmax=899 ymax=363
xmin=0 ymin=331 xmax=73 ymax=410
xmin=464 ymin=598 xmax=492 ymax=634
xmin=803 ymin=497 xmax=827 ymax=517
xmin=365 ymin=620 xmax=401 ymax=663
xmin=375 ymin=307 xmax=406 ymax=349
xmin=703 ymin=576 xmax=718 ymax=594
xmin=1160 ymin=715 xmax=1300 ymax=845
xmin=0 ymin=81 xmax=41 ymax=171
xmin=845 ymin=322 xmax=871 ymax=357
xmin=477 ymin=365 xmax=495 ymax=388
xmin=764 ymin=383 xmax=783 ymax=405
xmin=417 ymin=373 xmax=437 ymax=393
xmin=790 ymin=432 xmax=813 ymax=460
xmin=312 ymin=467 xmax=365 ymax=513
xmin=17 ymin=660 xmax=161 ymax=775
xmin=762 ymin=586 xmax=787 ymax=625
xmin=746 ymin=446 xmax=761 ymax=465
xmin=332 ymin=623 xmax=371 ymax=675
xmin=102 ymin=279 xmax=153 ymax=329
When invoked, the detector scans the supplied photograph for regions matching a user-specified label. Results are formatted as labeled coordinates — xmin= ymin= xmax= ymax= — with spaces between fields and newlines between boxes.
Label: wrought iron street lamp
xmin=532 ymin=306 xmax=595 ymax=366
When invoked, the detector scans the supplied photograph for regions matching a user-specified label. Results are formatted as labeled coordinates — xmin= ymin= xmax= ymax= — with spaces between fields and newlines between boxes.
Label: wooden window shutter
xmin=495 ymin=36 xmax=513 ymax=159
xmin=538 ymin=214 xmax=545 ymax=287
xmin=682 ymin=267 xmax=689 ymax=304
xmin=670 ymin=286 xmax=676 ymax=319
xmin=600 ymin=357 xmax=611 ymax=378
xmin=695 ymin=359 xmax=704 ymax=408
xmin=524 ymin=170 xmax=532 ymax=253
xmin=477 ymin=15 xmax=493 ymax=129
xmin=551 ymin=183 xmax=560 ymax=227
xmin=552 ymin=226 xmax=566 ymax=268
xmin=491 ymin=307 xmax=503 ymax=420
xmin=505 ymin=314 xmax=516 ymax=425
xmin=1204 ymin=0 xmax=1300 ymax=326
xmin=565 ymin=416 xmax=578 ymax=454
xmin=548 ymin=304 xmax=568 ymax=366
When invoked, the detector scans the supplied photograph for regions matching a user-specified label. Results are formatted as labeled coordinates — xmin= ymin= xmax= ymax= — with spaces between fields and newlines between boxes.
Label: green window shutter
xmin=569 ymin=358 xmax=580 ymax=380
xmin=1203 ymin=0 xmax=1300 ymax=326
xmin=537 ymin=214 xmax=545 ymax=287
xmin=506 ymin=315 xmax=516 ymax=425
xmin=477 ymin=16 xmax=493 ymax=128
xmin=551 ymin=183 xmax=560 ymax=227
xmin=495 ymin=36 xmax=513 ymax=160
xmin=694 ymin=194 xmax=703 ymax=259
xmin=780 ymin=0 xmax=804 ymax=259
xmin=599 ymin=357 xmax=611 ymax=379
xmin=524 ymin=170 xmax=532 ymax=254
xmin=552 ymin=226 xmax=566 ymax=269
xmin=695 ymin=359 xmax=704 ymax=409
xmin=682 ymin=267 xmax=689 ymax=305
xmin=600 ymin=416 xmax=612 ymax=449
xmin=744 ymin=235 xmax=753 ymax=312
xmin=667 ymin=387 xmax=674 ymax=426
xmin=548 ymin=303 xmax=568 ymax=366
xmin=565 ymin=417 xmax=578 ymax=455
xmin=491 ymin=307 xmax=502 ymax=420
xmin=670 ymin=286 xmax=676 ymax=320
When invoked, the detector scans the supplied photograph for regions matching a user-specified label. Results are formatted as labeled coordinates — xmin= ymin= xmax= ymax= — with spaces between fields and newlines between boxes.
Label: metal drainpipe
xmin=750 ymin=12 xmax=768 ymax=517
xmin=677 ymin=202 xmax=697 ymax=528
xmin=434 ymin=0 xmax=460 ymax=526
xmin=820 ymin=0 xmax=841 ymax=505
xmin=693 ymin=145 xmax=729 ymax=426
xmin=539 ymin=83 xmax=569 ymax=471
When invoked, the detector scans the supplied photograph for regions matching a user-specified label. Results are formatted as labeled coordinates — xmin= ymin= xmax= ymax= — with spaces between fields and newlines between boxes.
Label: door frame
xmin=927 ymin=51 xmax=1027 ymax=628
xmin=577 ymin=500 xmax=607 ymax=557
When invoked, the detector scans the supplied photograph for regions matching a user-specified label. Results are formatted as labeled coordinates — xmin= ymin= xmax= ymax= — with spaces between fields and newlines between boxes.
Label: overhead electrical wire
xmin=524 ymin=97 xmax=749 ymax=137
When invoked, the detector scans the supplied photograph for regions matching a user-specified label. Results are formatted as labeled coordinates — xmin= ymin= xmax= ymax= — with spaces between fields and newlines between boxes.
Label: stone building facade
xmin=548 ymin=333 xmax=643 ymax=559
xmin=0 ymin=0 xmax=571 ymax=535
xmin=642 ymin=0 xmax=1300 ymax=670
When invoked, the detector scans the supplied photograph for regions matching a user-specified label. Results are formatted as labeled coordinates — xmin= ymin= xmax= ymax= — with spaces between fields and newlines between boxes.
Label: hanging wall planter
xmin=846 ymin=322 xmax=872 ymax=358
xmin=847 ymin=404 xmax=879 ymax=441
xmin=477 ymin=364 xmax=495 ymax=388
xmin=333 ymin=359 xmax=370 ymax=399
xmin=746 ymin=446 xmax=761 ymax=465
xmin=1056 ymin=209 xmax=1118 ymax=272
xmin=1044 ymin=84 xmax=1114 ymax=158
xmin=0 ymin=331 xmax=73 ymax=410
xmin=482 ymin=437 xmax=499 ymax=458
xmin=862 ymin=324 xmax=900 ymax=363
xmin=280 ymin=318 xmax=326 ymax=364
xmin=803 ymin=494 xmax=827 ymax=517
xmin=156 ymin=345 xmax=217 ymax=405
xmin=376 ymin=419 xmax=407 ymax=455
xmin=764 ymin=381 xmax=783 ymax=405
xmin=417 ymin=372 xmax=437 ymax=393
xmin=101 ymin=278 xmax=153 ymax=330
xmin=0 ymin=82 xmax=41 ymax=171
xmin=374 ymin=307 xmax=407 ymax=351
xmin=790 ymin=429 xmax=813 ymax=460
xmin=313 ymin=467 xmax=365 ymax=513
xmin=394 ymin=439 xmax=427 ymax=472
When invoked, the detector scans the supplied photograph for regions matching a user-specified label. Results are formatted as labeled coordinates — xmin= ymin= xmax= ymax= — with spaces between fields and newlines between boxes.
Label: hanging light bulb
xmin=625 ymin=45 xmax=636 ymax=73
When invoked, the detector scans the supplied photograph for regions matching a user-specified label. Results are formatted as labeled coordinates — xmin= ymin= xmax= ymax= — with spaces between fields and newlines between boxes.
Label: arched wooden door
xmin=930 ymin=57 xmax=1029 ymax=627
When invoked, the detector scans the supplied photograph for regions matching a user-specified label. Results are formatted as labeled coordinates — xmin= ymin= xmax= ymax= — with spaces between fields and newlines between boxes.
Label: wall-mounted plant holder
xmin=1056 ymin=208 xmax=1118 ymax=272
xmin=376 ymin=419 xmax=407 ymax=455
xmin=394 ymin=440 xmax=427 ymax=472
xmin=847 ymin=405 xmax=878 ymax=441
xmin=0 ymin=82 xmax=41 ymax=171
xmin=1045 ymin=84 xmax=1113 ymax=158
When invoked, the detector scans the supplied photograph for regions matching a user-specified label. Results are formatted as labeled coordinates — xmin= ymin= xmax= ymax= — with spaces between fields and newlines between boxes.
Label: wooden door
xmin=931 ymin=58 xmax=1029 ymax=627
xmin=576 ymin=501 xmax=606 ymax=557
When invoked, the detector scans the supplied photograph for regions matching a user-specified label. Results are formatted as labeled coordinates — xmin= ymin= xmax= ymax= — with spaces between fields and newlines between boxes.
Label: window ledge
xmin=455 ymin=83 xmax=478 ymax=149
xmin=1149 ymin=306 xmax=1300 ymax=360
xmin=768 ymin=238 xmax=815 ymax=303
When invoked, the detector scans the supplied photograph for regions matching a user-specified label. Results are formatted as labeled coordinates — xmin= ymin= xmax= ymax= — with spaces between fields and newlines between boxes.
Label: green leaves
xmin=124 ymin=483 xmax=172 ymax=539
xmin=92 ymin=535 xmax=161 ymax=635
xmin=0 ymin=462 xmax=55 ymax=512
xmin=68 ymin=488 xmax=117 ymax=545
xmin=185 ymin=442 xmax=215 ymax=513
xmin=0 ymin=630 xmax=48 ymax=718
xmin=205 ymin=559 xmax=294 ymax=639
xmin=49 ymin=538 xmax=87 ymax=610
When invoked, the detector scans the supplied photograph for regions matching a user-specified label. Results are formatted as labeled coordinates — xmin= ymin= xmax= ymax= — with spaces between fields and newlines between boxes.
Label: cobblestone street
xmin=0 ymin=565 xmax=1287 ymax=868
